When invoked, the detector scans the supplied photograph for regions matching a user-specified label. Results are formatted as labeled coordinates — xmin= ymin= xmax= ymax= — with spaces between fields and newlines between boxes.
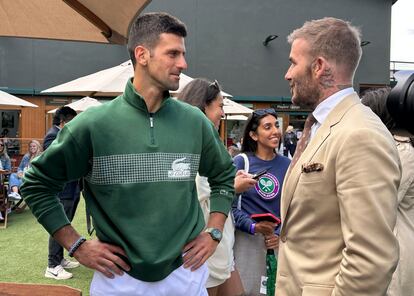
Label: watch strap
xmin=204 ymin=227 xmax=222 ymax=242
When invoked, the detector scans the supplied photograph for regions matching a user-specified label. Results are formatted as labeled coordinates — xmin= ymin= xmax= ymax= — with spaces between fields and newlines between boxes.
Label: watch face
xmin=211 ymin=228 xmax=222 ymax=241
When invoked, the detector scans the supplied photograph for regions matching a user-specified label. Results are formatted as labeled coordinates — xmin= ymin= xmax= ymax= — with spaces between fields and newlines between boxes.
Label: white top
xmin=310 ymin=87 xmax=356 ymax=139
xmin=196 ymin=174 xmax=235 ymax=287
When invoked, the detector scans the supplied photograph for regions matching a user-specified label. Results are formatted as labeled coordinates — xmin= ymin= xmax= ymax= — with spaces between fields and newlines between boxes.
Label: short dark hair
xmin=288 ymin=17 xmax=362 ymax=80
xmin=127 ymin=12 xmax=187 ymax=67
xmin=241 ymin=109 xmax=278 ymax=153
xmin=53 ymin=106 xmax=77 ymax=126
xmin=177 ymin=78 xmax=221 ymax=113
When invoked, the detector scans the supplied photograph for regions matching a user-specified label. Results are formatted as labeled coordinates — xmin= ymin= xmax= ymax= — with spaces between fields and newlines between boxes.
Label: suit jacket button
xmin=281 ymin=235 xmax=287 ymax=242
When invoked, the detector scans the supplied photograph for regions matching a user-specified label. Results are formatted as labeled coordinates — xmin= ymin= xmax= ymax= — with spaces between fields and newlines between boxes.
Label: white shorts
xmin=90 ymin=263 xmax=209 ymax=296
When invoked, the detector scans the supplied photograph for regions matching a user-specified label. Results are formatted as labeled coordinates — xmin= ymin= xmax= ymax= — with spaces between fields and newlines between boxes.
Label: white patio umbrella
xmin=42 ymin=60 xmax=234 ymax=98
xmin=0 ymin=90 xmax=38 ymax=107
xmin=221 ymin=100 xmax=252 ymax=147
xmin=42 ymin=60 xmax=134 ymax=97
xmin=226 ymin=115 xmax=248 ymax=121
xmin=223 ymin=98 xmax=253 ymax=115
xmin=0 ymin=0 xmax=151 ymax=44
xmin=48 ymin=96 xmax=102 ymax=113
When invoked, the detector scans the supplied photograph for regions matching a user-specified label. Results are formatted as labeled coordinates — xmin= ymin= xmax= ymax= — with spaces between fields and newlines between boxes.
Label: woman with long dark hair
xmin=232 ymin=108 xmax=290 ymax=295
xmin=178 ymin=78 xmax=253 ymax=296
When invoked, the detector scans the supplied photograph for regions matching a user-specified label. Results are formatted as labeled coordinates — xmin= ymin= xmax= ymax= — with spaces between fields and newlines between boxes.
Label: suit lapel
xmin=281 ymin=93 xmax=360 ymax=221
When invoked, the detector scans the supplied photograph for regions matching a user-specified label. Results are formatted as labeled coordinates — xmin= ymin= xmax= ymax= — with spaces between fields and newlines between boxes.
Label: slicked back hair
xmin=127 ymin=12 xmax=187 ymax=67
xmin=288 ymin=17 xmax=362 ymax=80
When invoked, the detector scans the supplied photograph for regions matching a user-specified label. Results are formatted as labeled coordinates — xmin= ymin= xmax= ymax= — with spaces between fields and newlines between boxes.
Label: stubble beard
xmin=291 ymin=69 xmax=321 ymax=110
xmin=152 ymin=74 xmax=179 ymax=92
xmin=147 ymin=61 xmax=179 ymax=92
xmin=165 ymin=81 xmax=179 ymax=91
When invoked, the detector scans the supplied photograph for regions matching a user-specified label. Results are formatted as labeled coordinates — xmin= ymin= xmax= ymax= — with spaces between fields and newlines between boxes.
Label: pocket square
xmin=301 ymin=162 xmax=324 ymax=173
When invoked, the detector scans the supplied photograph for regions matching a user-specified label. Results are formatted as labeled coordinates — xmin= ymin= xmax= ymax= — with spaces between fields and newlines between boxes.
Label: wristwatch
xmin=204 ymin=228 xmax=223 ymax=242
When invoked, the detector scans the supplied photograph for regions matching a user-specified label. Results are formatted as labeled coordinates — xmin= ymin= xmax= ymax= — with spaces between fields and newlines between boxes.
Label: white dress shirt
xmin=310 ymin=87 xmax=356 ymax=139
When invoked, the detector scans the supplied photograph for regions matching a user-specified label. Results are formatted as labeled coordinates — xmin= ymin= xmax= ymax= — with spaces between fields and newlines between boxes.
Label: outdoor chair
xmin=0 ymin=282 xmax=82 ymax=295
xmin=0 ymin=183 xmax=10 ymax=229
xmin=11 ymin=154 xmax=24 ymax=173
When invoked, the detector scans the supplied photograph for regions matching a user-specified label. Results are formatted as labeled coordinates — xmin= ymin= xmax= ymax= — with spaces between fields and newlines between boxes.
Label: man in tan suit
xmin=276 ymin=17 xmax=401 ymax=296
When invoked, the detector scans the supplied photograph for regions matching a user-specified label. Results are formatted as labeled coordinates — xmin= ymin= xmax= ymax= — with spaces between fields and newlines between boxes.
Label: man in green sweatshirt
xmin=21 ymin=12 xmax=235 ymax=296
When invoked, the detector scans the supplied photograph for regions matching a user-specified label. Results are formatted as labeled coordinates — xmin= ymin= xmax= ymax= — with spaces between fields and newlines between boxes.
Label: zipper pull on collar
xmin=149 ymin=113 xmax=154 ymax=128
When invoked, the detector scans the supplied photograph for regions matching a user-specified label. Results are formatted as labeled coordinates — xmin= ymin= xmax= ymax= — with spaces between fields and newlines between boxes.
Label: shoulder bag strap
xmin=237 ymin=153 xmax=249 ymax=210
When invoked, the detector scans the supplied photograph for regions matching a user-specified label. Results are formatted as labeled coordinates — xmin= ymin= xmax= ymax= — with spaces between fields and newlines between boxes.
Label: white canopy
xmin=42 ymin=60 xmax=233 ymax=98
xmin=48 ymin=96 xmax=102 ymax=113
xmin=225 ymin=115 xmax=248 ymax=121
xmin=0 ymin=90 xmax=38 ymax=107
xmin=223 ymin=98 xmax=252 ymax=115
xmin=42 ymin=60 xmax=134 ymax=97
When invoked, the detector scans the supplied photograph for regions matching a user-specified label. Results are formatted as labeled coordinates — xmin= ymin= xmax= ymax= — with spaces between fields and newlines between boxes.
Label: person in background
xmin=232 ymin=108 xmax=290 ymax=296
xmin=0 ymin=139 xmax=11 ymax=172
xmin=282 ymin=125 xmax=297 ymax=158
xmin=0 ymin=139 xmax=12 ymax=221
xmin=361 ymin=87 xmax=414 ymax=296
xmin=227 ymin=144 xmax=240 ymax=158
xmin=1 ymin=128 xmax=19 ymax=156
xmin=44 ymin=106 xmax=81 ymax=280
xmin=230 ymin=122 xmax=242 ymax=147
xmin=21 ymin=12 xmax=235 ymax=296
xmin=277 ymin=17 xmax=401 ymax=295
xmin=0 ymin=128 xmax=10 ymax=147
xmin=8 ymin=140 xmax=42 ymax=201
xmin=178 ymin=78 xmax=254 ymax=296
xmin=0 ymin=144 xmax=6 ymax=221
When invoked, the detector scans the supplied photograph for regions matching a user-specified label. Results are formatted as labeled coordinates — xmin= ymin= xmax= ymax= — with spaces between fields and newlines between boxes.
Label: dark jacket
xmin=283 ymin=131 xmax=297 ymax=146
xmin=43 ymin=125 xmax=80 ymax=200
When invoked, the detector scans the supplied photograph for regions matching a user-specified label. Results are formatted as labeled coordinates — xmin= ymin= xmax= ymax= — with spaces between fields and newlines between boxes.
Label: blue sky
xmin=391 ymin=0 xmax=414 ymax=63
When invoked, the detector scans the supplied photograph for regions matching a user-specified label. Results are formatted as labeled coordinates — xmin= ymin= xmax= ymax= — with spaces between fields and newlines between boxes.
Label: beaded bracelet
xmin=68 ymin=236 xmax=87 ymax=257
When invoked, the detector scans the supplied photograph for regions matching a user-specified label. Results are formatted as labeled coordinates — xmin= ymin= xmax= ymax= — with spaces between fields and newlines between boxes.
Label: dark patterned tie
xmin=290 ymin=114 xmax=317 ymax=169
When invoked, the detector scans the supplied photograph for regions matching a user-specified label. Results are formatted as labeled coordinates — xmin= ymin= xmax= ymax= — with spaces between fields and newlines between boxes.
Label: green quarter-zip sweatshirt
xmin=21 ymin=79 xmax=236 ymax=282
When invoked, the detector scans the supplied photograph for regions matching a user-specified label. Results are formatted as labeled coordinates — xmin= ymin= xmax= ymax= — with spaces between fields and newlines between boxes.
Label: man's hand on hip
xmin=73 ymin=239 xmax=130 ymax=278
xmin=182 ymin=232 xmax=219 ymax=271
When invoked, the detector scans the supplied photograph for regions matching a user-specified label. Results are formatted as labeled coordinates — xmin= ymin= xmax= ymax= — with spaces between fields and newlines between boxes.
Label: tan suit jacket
xmin=276 ymin=94 xmax=401 ymax=296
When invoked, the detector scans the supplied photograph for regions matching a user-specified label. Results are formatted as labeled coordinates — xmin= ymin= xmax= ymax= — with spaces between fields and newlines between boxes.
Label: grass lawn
xmin=0 ymin=198 xmax=94 ymax=295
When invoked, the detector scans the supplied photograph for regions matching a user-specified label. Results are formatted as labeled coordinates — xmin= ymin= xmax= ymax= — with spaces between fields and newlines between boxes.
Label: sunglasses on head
xmin=209 ymin=79 xmax=220 ymax=90
xmin=253 ymin=108 xmax=277 ymax=117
